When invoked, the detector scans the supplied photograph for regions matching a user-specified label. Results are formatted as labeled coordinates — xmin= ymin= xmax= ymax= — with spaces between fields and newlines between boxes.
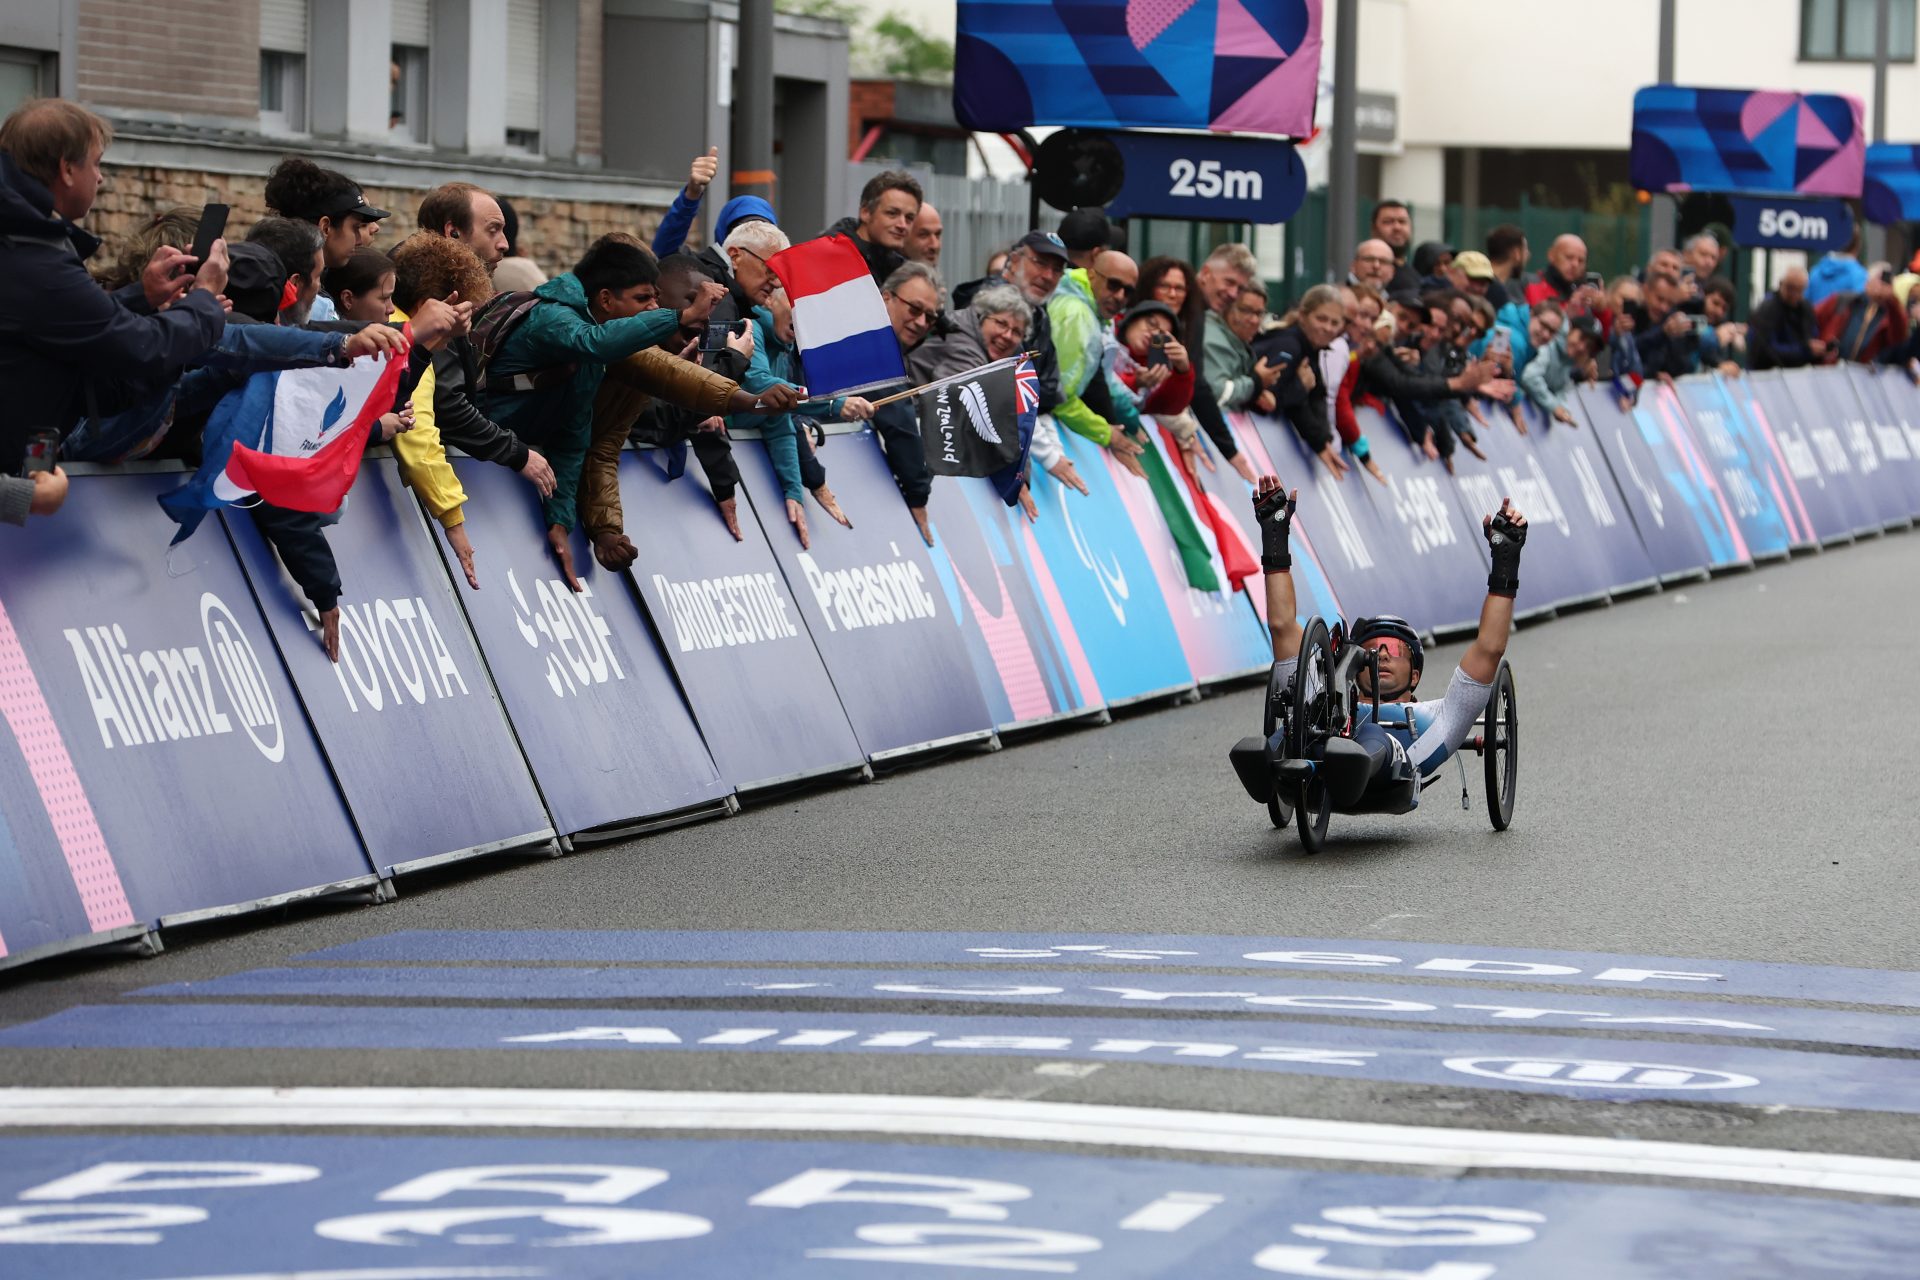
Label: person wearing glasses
xmin=1347 ymin=239 xmax=1397 ymax=292
xmin=1232 ymin=479 xmax=1527 ymax=815
xmin=874 ymin=261 xmax=946 ymax=546
xmin=1048 ymin=207 xmax=1149 ymax=477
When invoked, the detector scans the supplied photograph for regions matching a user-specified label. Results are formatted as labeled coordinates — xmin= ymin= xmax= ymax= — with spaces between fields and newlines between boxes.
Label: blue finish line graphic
xmin=9 ymin=1004 xmax=1920 ymax=1113
xmin=299 ymin=929 xmax=1920 ymax=1008
xmin=134 ymin=964 xmax=1920 ymax=1053
xmin=0 ymin=1134 xmax=1915 ymax=1279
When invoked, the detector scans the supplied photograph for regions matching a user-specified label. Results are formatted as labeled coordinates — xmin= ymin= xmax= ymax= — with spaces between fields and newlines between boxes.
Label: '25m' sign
xmin=1104 ymin=131 xmax=1307 ymax=224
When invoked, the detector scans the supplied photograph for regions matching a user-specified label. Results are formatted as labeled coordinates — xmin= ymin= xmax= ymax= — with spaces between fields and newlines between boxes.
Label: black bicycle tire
xmin=1263 ymin=660 xmax=1293 ymax=828
xmin=1293 ymin=618 xmax=1335 ymax=853
xmin=1485 ymin=662 xmax=1517 ymax=831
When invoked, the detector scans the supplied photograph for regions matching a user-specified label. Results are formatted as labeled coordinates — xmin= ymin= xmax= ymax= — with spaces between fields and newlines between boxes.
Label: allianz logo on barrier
xmin=61 ymin=593 xmax=284 ymax=764
xmin=795 ymin=544 xmax=938 ymax=633
xmin=651 ymin=571 xmax=800 ymax=654
xmin=506 ymin=569 xmax=625 ymax=699
xmin=303 ymin=597 xmax=471 ymax=714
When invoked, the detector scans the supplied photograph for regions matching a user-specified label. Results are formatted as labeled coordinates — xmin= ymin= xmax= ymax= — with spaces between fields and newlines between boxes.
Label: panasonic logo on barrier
xmin=796 ymin=544 xmax=937 ymax=633
xmin=60 ymin=593 xmax=284 ymax=763
xmin=304 ymin=597 xmax=470 ymax=713
xmin=652 ymin=571 xmax=799 ymax=653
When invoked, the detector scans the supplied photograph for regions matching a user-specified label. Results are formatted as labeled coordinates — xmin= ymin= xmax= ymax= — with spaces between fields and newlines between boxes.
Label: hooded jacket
xmin=1049 ymin=267 xmax=1135 ymax=445
xmin=0 ymin=150 xmax=225 ymax=472
xmin=825 ymin=216 xmax=904 ymax=287
xmin=1806 ymin=253 xmax=1867 ymax=307
xmin=480 ymin=272 xmax=684 ymax=531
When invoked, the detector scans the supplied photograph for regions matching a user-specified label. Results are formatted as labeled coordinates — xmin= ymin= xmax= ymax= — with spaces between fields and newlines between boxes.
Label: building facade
xmin=0 ymin=0 xmax=850 ymax=267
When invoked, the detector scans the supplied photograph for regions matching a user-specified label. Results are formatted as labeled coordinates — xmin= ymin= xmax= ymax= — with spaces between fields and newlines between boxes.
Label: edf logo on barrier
xmin=506 ymin=569 xmax=626 ymax=699
xmin=59 ymin=592 xmax=284 ymax=764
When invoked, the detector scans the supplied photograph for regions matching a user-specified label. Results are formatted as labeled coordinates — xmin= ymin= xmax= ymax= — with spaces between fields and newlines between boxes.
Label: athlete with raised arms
xmin=1231 ymin=475 xmax=1528 ymax=814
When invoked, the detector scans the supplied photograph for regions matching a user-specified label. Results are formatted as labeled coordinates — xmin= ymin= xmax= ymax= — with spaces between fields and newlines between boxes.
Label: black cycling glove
xmin=1253 ymin=485 xmax=1296 ymax=573
xmin=1486 ymin=507 xmax=1526 ymax=597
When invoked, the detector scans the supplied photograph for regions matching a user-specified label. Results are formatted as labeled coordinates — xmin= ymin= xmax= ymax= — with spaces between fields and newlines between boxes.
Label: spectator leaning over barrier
xmin=414 ymin=182 xmax=556 ymax=502
xmin=1251 ymin=284 xmax=1351 ymax=479
xmin=480 ymin=233 xmax=726 ymax=589
xmin=1526 ymin=235 xmax=1605 ymax=320
xmin=1682 ymin=233 xmax=1723 ymax=296
xmin=1330 ymin=286 xmax=1389 ymax=484
xmin=1816 ymin=262 xmax=1909 ymax=365
xmin=1454 ymin=251 xmax=1496 ymax=305
xmin=491 ymin=197 xmax=549 ymax=293
xmin=1413 ymin=241 xmax=1461 ymax=293
xmin=1632 ymin=269 xmax=1707 ymax=380
xmin=906 ymin=201 xmax=942 ymax=268
xmin=875 ymin=260 xmax=945 ymax=545
xmin=952 ymin=229 xmax=1067 ymax=416
xmin=1371 ymin=199 xmax=1421 ymax=294
xmin=1483 ymin=224 xmax=1529 ymax=309
xmin=1808 ymin=235 xmax=1867 ymax=306
xmin=1147 ymin=247 xmax=1259 ymax=484
xmin=263 ymin=156 xmax=389 ymax=321
xmin=1521 ymin=313 xmax=1604 ymax=425
xmin=0 ymin=97 xmax=228 ymax=523
xmin=1050 ymin=209 xmax=1149 ymax=478
xmin=650 ymin=145 xmax=721 ymax=258
xmin=1747 ymin=267 xmax=1826 ymax=371
xmin=389 ymin=231 xmax=493 ymax=590
xmin=909 ymin=281 xmax=1049 ymax=515
xmin=1355 ymin=289 xmax=1499 ymax=461
xmin=1701 ymin=276 xmax=1747 ymax=369
xmin=742 ymin=283 xmax=871 ymax=544
xmin=1347 ymin=238 xmax=1397 ymax=292
xmin=1604 ymin=277 xmax=1645 ymax=405
xmin=322 ymin=247 xmax=396 ymax=323
xmin=1206 ymin=281 xmax=1280 ymax=416
xmin=826 ymin=169 xmax=921 ymax=286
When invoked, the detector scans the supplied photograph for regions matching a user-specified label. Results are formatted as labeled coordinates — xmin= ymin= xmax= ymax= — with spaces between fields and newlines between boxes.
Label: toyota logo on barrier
xmin=1443 ymin=1057 xmax=1758 ymax=1090
xmin=199 ymin=593 xmax=284 ymax=764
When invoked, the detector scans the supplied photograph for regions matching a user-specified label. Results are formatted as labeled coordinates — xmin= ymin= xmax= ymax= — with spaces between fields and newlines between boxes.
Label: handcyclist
xmin=1230 ymin=476 xmax=1528 ymax=814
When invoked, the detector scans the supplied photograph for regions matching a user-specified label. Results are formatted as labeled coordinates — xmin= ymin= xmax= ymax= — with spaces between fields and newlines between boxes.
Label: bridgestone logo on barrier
xmin=652 ymin=571 xmax=800 ymax=653
xmin=59 ymin=592 xmax=284 ymax=764
xmin=796 ymin=544 xmax=937 ymax=633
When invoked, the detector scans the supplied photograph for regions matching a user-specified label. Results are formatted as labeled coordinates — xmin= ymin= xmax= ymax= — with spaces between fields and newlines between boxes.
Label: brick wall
xmin=576 ymin=0 xmax=603 ymax=162
xmin=89 ymin=163 xmax=672 ymax=282
xmin=848 ymin=81 xmax=895 ymax=154
xmin=76 ymin=0 xmax=258 ymax=121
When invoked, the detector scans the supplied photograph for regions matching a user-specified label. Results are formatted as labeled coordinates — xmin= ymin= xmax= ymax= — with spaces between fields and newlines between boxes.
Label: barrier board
xmin=225 ymin=461 xmax=554 ymax=873
xmin=1020 ymin=421 xmax=1197 ymax=706
xmin=1789 ymin=366 xmax=1912 ymax=531
xmin=1740 ymin=372 xmax=1870 ymax=545
xmin=1217 ymin=413 xmax=1345 ymax=628
xmin=439 ymin=458 xmax=731 ymax=837
xmin=1670 ymin=376 xmax=1804 ymax=557
xmin=1521 ymin=402 xmax=1663 ymax=595
xmin=1444 ymin=404 xmax=1629 ymax=616
xmin=1578 ymin=384 xmax=1743 ymax=579
xmin=930 ymin=476 xmax=1108 ymax=731
xmin=1130 ymin=429 xmax=1272 ymax=683
xmin=1347 ymin=407 xmax=1491 ymax=633
xmin=1840 ymin=364 xmax=1920 ymax=521
xmin=0 ymin=472 xmax=374 ymax=942
xmin=735 ymin=431 xmax=997 ymax=758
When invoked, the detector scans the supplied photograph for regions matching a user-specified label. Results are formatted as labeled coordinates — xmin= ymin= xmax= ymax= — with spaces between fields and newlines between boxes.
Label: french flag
xmin=160 ymin=333 xmax=409 ymax=543
xmin=767 ymin=234 xmax=906 ymax=397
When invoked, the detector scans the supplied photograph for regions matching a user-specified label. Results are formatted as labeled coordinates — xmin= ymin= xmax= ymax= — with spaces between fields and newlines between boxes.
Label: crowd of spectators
xmin=8 ymin=93 xmax=1917 ymax=660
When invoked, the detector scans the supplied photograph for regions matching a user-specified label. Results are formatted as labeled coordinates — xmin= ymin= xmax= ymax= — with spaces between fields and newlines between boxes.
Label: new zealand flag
xmin=917 ymin=357 xmax=1029 ymax=479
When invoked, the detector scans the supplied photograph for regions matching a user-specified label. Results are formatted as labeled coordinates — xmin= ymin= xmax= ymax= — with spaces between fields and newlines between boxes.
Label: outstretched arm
xmin=1460 ymin=498 xmax=1527 ymax=684
xmin=1254 ymin=476 xmax=1302 ymax=661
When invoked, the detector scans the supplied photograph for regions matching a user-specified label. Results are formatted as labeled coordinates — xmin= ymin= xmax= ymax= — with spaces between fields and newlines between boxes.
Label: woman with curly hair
xmin=264 ymin=156 xmax=390 ymax=320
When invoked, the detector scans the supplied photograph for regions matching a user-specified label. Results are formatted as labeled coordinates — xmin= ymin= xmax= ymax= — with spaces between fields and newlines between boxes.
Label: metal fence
xmin=847 ymin=160 xmax=1059 ymax=291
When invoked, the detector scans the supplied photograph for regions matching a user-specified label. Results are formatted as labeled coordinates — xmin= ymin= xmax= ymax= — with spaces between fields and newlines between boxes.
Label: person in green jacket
xmin=733 ymin=286 xmax=875 ymax=548
xmin=483 ymin=234 xmax=724 ymax=588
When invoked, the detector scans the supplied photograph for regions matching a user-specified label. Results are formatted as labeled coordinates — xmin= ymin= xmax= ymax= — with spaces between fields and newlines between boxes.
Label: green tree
xmin=871 ymin=14 xmax=953 ymax=80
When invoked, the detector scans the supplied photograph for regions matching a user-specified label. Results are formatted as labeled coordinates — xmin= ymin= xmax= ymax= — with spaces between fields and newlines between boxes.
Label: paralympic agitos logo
xmin=61 ymin=593 xmax=285 ymax=763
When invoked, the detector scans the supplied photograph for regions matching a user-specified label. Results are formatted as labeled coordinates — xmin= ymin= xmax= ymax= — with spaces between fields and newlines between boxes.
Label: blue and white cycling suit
xmin=1275 ymin=659 xmax=1493 ymax=807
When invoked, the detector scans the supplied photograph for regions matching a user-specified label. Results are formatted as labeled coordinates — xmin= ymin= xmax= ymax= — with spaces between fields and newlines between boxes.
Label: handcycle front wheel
xmin=1484 ymin=661 xmax=1517 ymax=831
xmin=1292 ymin=617 xmax=1336 ymax=854
xmin=1263 ymin=659 xmax=1294 ymax=829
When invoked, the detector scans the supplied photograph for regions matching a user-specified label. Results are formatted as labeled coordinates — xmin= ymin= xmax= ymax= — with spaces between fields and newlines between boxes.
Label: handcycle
xmin=1248 ymin=617 xmax=1517 ymax=855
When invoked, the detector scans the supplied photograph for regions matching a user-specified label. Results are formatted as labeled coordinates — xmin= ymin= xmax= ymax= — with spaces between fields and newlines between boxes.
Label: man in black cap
xmin=952 ymin=229 xmax=1070 ymax=414
xmin=263 ymin=157 xmax=391 ymax=321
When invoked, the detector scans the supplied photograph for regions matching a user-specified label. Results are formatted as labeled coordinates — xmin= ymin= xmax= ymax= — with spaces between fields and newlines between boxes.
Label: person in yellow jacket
xmin=390 ymin=247 xmax=480 ymax=588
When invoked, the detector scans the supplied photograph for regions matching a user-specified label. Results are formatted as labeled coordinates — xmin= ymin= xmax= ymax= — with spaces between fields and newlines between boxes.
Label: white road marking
xmin=140 ymin=1271 xmax=546 ymax=1280
xmin=1 ymin=1087 xmax=1916 ymax=1201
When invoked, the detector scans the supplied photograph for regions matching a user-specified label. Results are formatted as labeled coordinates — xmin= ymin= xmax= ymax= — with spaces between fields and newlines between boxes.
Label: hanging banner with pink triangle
xmin=954 ymin=0 xmax=1323 ymax=139
xmin=1630 ymin=85 xmax=1865 ymax=198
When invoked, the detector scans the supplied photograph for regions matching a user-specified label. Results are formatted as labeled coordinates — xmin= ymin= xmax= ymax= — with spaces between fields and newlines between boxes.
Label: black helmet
xmin=1350 ymin=615 xmax=1424 ymax=674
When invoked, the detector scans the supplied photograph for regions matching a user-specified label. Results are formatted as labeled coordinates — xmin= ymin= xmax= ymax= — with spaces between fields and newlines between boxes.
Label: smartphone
xmin=20 ymin=430 xmax=59 ymax=477
xmin=1489 ymin=327 xmax=1511 ymax=357
xmin=188 ymin=202 xmax=229 ymax=269
xmin=1145 ymin=332 xmax=1170 ymax=367
xmin=1582 ymin=270 xmax=1605 ymax=289
xmin=700 ymin=319 xmax=740 ymax=353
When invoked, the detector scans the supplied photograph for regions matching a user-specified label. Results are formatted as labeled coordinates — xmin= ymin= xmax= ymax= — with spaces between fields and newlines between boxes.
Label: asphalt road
xmin=2 ymin=529 xmax=1919 ymax=1277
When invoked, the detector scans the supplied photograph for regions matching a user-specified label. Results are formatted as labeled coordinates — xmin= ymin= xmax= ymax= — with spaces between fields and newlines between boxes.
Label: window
xmin=260 ymin=0 xmax=309 ymax=132
xmin=390 ymin=45 xmax=429 ymax=142
xmin=505 ymin=0 xmax=543 ymax=154
xmin=0 ymin=47 xmax=53 ymax=117
xmin=1802 ymin=0 xmax=1916 ymax=61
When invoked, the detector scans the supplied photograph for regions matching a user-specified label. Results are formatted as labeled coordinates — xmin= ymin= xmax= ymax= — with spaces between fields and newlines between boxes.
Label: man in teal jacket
xmin=484 ymin=234 xmax=722 ymax=588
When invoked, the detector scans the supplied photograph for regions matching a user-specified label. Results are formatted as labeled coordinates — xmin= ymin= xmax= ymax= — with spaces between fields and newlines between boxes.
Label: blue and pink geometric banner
xmin=1630 ymin=85 xmax=1865 ymax=198
xmin=954 ymin=0 xmax=1322 ymax=138
xmin=1865 ymin=142 xmax=1920 ymax=224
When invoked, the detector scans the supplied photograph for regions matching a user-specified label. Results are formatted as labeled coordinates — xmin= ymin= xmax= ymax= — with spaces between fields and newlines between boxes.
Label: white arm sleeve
xmin=1032 ymin=413 xmax=1065 ymax=472
xmin=1407 ymin=667 xmax=1494 ymax=776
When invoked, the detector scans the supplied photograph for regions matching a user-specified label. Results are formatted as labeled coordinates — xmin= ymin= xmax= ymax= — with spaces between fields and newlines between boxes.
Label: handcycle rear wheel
xmin=1292 ymin=617 xmax=1336 ymax=854
xmin=1484 ymin=661 xmax=1517 ymax=831
xmin=1263 ymin=658 xmax=1294 ymax=829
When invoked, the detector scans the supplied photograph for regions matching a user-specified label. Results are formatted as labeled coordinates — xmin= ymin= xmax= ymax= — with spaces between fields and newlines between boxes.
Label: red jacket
xmin=1119 ymin=360 xmax=1195 ymax=416
xmin=1816 ymin=292 xmax=1909 ymax=364
xmin=1334 ymin=356 xmax=1363 ymax=447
